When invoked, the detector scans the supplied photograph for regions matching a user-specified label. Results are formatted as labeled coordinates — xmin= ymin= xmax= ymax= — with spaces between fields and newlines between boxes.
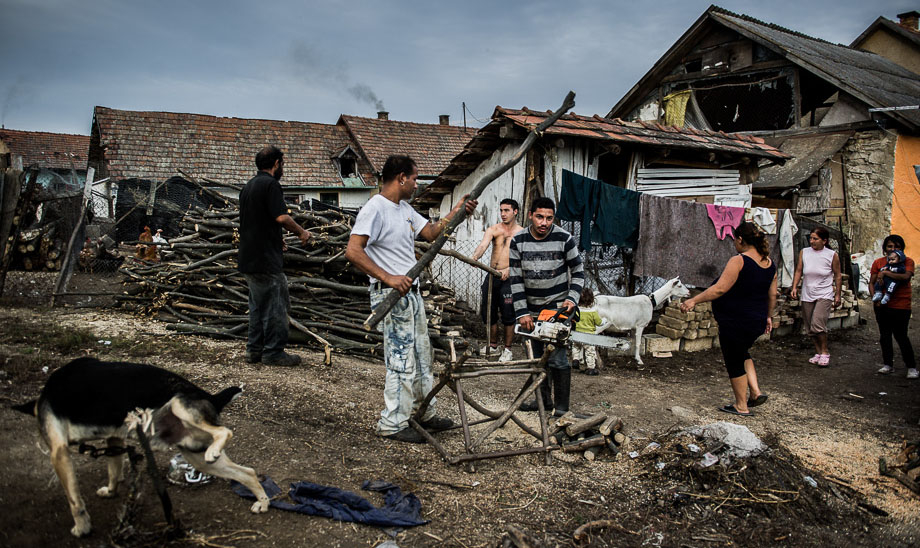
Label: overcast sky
xmin=1 ymin=0 xmax=913 ymax=135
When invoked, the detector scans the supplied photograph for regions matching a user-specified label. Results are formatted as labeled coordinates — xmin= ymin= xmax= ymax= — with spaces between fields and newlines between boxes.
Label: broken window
xmin=319 ymin=192 xmax=339 ymax=207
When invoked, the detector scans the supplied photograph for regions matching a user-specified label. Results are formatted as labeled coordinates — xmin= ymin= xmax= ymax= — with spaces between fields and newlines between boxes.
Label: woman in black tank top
xmin=680 ymin=222 xmax=777 ymax=417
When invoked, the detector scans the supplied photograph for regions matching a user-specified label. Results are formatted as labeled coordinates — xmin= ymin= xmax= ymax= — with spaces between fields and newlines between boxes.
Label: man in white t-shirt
xmin=346 ymin=155 xmax=477 ymax=443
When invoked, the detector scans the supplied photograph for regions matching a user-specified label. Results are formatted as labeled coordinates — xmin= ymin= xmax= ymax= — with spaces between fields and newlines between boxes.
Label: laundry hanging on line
xmin=557 ymin=169 xmax=639 ymax=250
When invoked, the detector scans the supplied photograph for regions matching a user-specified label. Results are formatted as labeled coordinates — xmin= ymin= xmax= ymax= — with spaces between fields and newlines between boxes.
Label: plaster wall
xmin=891 ymin=134 xmax=920 ymax=258
xmin=843 ymin=130 xmax=897 ymax=257
xmin=858 ymin=30 xmax=920 ymax=75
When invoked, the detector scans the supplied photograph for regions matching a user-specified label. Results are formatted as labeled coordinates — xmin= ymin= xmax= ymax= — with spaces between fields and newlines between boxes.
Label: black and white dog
xmin=13 ymin=357 xmax=269 ymax=537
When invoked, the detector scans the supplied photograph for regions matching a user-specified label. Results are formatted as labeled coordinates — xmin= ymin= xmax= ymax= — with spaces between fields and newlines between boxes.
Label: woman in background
xmin=790 ymin=227 xmax=841 ymax=367
xmin=870 ymin=234 xmax=916 ymax=379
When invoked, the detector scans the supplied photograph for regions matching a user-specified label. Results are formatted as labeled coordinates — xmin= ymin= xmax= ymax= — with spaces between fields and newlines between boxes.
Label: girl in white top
xmin=791 ymin=227 xmax=841 ymax=367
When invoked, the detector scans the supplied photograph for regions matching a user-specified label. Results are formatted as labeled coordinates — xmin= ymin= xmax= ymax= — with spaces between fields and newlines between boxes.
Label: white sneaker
xmin=878 ymin=365 xmax=893 ymax=375
xmin=499 ymin=347 xmax=513 ymax=362
xmin=479 ymin=344 xmax=496 ymax=356
xmin=908 ymin=368 xmax=919 ymax=380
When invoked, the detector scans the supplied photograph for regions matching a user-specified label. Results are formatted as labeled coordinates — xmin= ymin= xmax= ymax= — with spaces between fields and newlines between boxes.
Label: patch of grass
xmin=0 ymin=317 xmax=98 ymax=355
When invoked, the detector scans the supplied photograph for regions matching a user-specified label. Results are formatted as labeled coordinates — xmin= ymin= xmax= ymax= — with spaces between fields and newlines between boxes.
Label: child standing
xmin=573 ymin=288 xmax=608 ymax=376
xmin=873 ymin=249 xmax=907 ymax=305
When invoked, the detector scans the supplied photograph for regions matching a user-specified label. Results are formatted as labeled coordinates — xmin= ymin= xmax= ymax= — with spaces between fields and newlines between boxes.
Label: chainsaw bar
xmin=568 ymin=331 xmax=631 ymax=350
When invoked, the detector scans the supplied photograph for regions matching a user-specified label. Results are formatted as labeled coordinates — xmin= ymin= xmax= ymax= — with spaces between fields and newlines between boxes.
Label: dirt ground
xmin=1 ymin=272 xmax=920 ymax=547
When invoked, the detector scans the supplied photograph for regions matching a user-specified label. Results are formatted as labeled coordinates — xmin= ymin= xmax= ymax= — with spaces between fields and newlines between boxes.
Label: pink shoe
xmin=817 ymin=354 xmax=830 ymax=367
xmin=808 ymin=354 xmax=821 ymax=364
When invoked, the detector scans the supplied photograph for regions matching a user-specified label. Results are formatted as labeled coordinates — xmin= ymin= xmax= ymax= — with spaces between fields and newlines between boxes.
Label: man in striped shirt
xmin=510 ymin=196 xmax=584 ymax=415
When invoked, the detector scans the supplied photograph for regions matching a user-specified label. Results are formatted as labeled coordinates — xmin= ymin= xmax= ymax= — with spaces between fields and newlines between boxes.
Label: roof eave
xmin=608 ymin=9 xmax=715 ymax=118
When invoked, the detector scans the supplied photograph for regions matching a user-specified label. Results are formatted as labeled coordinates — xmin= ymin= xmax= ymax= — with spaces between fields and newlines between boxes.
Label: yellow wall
xmin=892 ymin=135 xmax=920 ymax=256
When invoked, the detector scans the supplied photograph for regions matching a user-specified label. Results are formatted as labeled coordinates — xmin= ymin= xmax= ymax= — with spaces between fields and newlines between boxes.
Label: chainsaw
xmin=515 ymin=307 xmax=630 ymax=350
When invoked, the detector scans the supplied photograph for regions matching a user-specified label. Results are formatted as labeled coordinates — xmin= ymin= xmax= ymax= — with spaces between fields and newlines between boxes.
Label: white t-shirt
xmin=351 ymin=194 xmax=429 ymax=283
xmin=801 ymin=246 xmax=836 ymax=302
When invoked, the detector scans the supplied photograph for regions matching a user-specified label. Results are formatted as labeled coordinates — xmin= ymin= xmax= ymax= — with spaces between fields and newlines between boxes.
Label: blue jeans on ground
xmin=244 ymin=272 xmax=290 ymax=360
xmin=370 ymin=286 xmax=436 ymax=435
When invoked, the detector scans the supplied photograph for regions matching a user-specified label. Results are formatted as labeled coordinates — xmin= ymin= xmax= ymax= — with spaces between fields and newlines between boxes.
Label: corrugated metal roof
xmin=0 ymin=128 xmax=89 ymax=170
xmin=753 ymin=132 xmax=852 ymax=189
xmin=91 ymin=107 xmax=375 ymax=188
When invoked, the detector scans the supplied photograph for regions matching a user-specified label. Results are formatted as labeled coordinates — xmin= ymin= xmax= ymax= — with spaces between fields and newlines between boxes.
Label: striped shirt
xmin=509 ymin=224 xmax=584 ymax=319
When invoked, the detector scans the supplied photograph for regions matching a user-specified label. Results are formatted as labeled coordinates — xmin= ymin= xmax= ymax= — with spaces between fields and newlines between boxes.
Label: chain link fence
xmin=427 ymin=221 xmax=664 ymax=315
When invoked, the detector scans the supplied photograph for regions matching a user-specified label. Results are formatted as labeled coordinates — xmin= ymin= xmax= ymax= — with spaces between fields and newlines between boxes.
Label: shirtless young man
xmin=471 ymin=198 xmax=523 ymax=361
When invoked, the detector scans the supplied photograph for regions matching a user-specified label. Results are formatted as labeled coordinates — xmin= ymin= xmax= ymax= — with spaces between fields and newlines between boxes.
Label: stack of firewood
xmin=550 ymin=411 xmax=627 ymax=462
xmin=116 ymin=204 xmax=476 ymax=361
xmin=15 ymin=224 xmax=63 ymax=271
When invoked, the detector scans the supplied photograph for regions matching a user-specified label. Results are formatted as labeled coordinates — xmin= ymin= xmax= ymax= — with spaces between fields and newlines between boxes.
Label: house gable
xmin=609 ymin=6 xmax=920 ymax=133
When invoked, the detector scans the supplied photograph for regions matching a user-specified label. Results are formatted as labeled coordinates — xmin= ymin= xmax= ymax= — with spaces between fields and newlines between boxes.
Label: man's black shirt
xmin=238 ymin=171 xmax=287 ymax=273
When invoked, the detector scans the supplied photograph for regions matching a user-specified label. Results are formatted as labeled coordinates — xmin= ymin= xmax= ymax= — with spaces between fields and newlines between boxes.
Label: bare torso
xmin=487 ymin=222 xmax=522 ymax=270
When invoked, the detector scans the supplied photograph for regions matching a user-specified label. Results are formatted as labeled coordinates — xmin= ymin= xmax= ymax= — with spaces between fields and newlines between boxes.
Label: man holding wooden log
xmin=238 ymin=145 xmax=313 ymax=366
xmin=510 ymin=197 xmax=584 ymax=416
xmin=471 ymin=198 xmax=522 ymax=362
xmin=346 ymin=155 xmax=477 ymax=444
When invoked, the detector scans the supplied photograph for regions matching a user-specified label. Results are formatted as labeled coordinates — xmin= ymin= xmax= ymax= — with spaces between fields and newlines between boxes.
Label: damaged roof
xmin=338 ymin=115 xmax=476 ymax=177
xmin=416 ymin=107 xmax=789 ymax=208
xmin=91 ymin=107 xmax=375 ymax=188
xmin=609 ymin=5 xmax=920 ymax=132
xmin=753 ymin=132 xmax=852 ymax=189
xmin=0 ymin=128 xmax=89 ymax=170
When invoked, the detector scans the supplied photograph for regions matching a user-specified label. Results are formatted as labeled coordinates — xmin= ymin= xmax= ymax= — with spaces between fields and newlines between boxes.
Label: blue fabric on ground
xmin=232 ymin=476 xmax=428 ymax=528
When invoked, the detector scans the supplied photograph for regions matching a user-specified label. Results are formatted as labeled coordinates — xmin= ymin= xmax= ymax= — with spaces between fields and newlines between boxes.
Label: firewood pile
xmin=550 ymin=411 xmax=628 ymax=462
xmin=15 ymin=224 xmax=64 ymax=271
xmin=115 ymin=204 xmax=477 ymax=361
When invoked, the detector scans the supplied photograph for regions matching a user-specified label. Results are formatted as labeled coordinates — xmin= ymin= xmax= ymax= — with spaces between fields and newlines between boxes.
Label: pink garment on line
xmin=705 ymin=204 xmax=745 ymax=240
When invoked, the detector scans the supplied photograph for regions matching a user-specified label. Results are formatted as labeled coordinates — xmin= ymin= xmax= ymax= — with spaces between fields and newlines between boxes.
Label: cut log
xmin=565 ymin=412 xmax=607 ymax=437
xmin=561 ymin=434 xmax=606 ymax=453
xmin=598 ymin=415 xmax=623 ymax=436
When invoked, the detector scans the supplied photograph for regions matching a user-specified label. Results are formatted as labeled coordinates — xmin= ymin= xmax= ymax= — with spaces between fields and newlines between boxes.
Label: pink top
xmin=801 ymin=246 xmax=836 ymax=302
xmin=705 ymin=204 xmax=744 ymax=240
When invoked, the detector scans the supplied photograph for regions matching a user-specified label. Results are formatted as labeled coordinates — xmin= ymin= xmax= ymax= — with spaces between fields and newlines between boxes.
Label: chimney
xmin=439 ymin=114 xmax=450 ymax=126
xmin=377 ymin=111 xmax=389 ymax=120
xmin=897 ymin=11 xmax=920 ymax=31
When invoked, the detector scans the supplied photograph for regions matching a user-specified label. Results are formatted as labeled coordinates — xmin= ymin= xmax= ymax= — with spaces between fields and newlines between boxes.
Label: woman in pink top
xmin=790 ymin=227 xmax=841 ymax=367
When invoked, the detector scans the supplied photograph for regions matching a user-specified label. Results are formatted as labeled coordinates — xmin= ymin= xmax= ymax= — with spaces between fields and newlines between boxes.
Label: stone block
xmin=699 ymin=319 xmax=711 ymax=329
xmin=841 ymin=313 xmax=859 ymax=328
xmin=712 ymin=336 xmax=720 ymax=349
xmin=707 ymin=327 xmax=720 ymax=337
xmin=683 ymin=328 xmax=699 ymax=340
xmin=663 ymin=307 xmax=694 ymax=322
xmin=770 ymin=324 xmax=794 ymax=338
xmin=826 ymin=317 xmax=842 ymax=331
xmin=688 ymin=320 xmax=700 ymax=330
xmin=656 ymin=324 xmax=683 ymax=339
xmin=658 ymin=314 xmax=688 ymax=330
xmin=643 ymin=333 xmax=681 ymax=354
xmin=681 ymin=337 xmax=713 ymax=352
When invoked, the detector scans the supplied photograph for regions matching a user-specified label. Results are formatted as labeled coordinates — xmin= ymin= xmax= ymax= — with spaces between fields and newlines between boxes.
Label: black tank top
xmin=712 ymin=254 xmax=776 ymax=327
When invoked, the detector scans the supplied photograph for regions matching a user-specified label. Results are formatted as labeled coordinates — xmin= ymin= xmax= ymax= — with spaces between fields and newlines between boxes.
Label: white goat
xmin=595 ymin=277 xmax=690 ymax=365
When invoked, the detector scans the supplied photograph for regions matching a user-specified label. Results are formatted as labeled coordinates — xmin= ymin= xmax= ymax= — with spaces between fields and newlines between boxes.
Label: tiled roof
xmin=499 ymin=108 xmax=789 ymax=159
xmin=415 ymin=107 xmax=789 ymax=208
xmin=338 ymin=115 xmax=476 ymax=177
xmin=91 ymin=107 xmax=375 ymax=188
xmin=0 ymin=128 xmax=89 ymax=170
